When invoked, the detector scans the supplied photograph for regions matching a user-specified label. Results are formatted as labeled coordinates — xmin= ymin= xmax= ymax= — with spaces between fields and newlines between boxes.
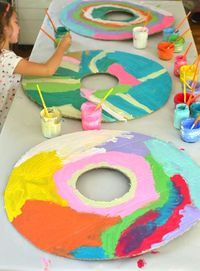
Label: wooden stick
xmin=183 ymin=71 xmax=187 ymax=103
xmin=40 ymin=27 xmax=56 ymax=43
xmin=183 ymin=42 xmax=192 ymax=58
xmin=174 ymin=11 xmax=191 ymax=32
xmin=143 ymin=11 xmax=151 ymax=28
xmin=45 ymin=9 xmax=57 ymax=32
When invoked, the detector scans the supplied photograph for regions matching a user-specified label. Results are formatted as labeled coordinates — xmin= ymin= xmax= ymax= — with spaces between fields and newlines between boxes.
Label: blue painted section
xmin=70 ymin=246 xmax=108 ymax=259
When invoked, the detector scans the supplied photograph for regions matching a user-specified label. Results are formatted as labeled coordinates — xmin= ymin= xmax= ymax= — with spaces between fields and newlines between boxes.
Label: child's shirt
xmin=0 ymin=49 xmax=22 ymax=131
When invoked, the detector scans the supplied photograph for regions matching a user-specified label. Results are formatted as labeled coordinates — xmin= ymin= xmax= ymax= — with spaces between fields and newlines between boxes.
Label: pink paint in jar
xmin=81 ymin=101 xmax=102 ymax=130
xmin=174 ymin=55 xmax=187 ymax=77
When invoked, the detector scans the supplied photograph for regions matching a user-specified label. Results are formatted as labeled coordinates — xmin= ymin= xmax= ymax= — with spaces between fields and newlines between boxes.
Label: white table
xmin=0 ymin=1 xmax=200 ymax=270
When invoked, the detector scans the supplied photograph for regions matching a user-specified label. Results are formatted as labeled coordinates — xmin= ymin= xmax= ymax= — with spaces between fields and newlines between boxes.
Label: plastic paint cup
xmin=163 ymin=27 xmax=178 ymax=41
xmin=157 ymin=42 xmax=174 ymax=60
xmin=174 ymin=55 xmax=187 ymax=77
xmin=40 ymin=107 xmax=62 ymax=138
xmin=54 ymin=26 xmax=69 ymax=47
xmin=174 ymin=103 xmax=190 ymax=129
xmin=174 ymin=37 xmax=185 ymax=53
xmin=190 ymin=102 xmax=200 ymax=118
xmin=81 ymin=101 xmax=102 ymax=130
xmin=173 ymin=92 xmax=193 ymax=107
xmin=180 ymin=64 xmax=198 ymax=82
xmin=180 ymin=117 xmax=200 ymax=143
xmin=133 ymin=26 xmax=148 ymax=49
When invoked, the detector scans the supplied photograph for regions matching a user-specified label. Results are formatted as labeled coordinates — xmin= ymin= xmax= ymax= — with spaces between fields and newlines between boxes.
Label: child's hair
xmin=0 ymin=1 xmax=15 ymax=51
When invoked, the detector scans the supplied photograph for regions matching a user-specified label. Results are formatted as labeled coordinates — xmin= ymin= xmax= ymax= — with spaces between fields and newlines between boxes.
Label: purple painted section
xmin=97 ymin=132 xmax=151 ymax=156
xmin=163 ymin=205 xmax=200 ymax=241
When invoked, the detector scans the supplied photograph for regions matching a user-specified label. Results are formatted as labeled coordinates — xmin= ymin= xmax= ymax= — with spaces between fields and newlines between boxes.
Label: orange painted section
xmin=13 ymin=200 xmax=120 ymax=257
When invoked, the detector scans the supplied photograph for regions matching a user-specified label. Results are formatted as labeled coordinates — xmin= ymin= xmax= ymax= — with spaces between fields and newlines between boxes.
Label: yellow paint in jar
xmin=40 ymin=107 xmax=62 ymax=138
xmin=180 ymin=64 xmax=198 ymax=82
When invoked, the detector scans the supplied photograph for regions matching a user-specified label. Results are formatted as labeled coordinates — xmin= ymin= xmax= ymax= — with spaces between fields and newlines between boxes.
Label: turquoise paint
xmin=145 ymin=139 xmax=200 ymax=208
xmin=70 ymin=246 xmax=108 ymax=259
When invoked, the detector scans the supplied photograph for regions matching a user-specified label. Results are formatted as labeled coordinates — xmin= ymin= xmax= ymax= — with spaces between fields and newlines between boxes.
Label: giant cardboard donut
xmin=60 ymin=0 xmax=174 ymax=40
xmin=4 ymin=130 xmax=200 ymax=260
xmin=22 ymin=50 xmax=172 ymax=122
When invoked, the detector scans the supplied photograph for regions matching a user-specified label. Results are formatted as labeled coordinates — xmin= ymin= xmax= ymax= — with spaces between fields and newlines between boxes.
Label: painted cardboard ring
xmin=22 ymin=50 xmax=172 ymax=122
xmin=60 ymin=0 xmax=174 ymax=40
xmin=4 ymin=130 xmax=200 ymax=260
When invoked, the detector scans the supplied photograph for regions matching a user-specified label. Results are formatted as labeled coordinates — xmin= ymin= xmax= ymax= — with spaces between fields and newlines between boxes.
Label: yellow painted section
xmin=4 ymin=151 xmax=68 ymax=222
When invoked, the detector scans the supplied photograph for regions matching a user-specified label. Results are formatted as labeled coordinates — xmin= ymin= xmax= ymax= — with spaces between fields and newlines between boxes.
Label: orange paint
xmin=13 ymin=200 xmax=120 ymax=257
xmin=157 ymin=41 xmax=174 ymax=60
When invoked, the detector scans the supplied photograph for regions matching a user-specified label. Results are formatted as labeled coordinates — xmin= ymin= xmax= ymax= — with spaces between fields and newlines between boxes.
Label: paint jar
xmin=180 ymin=117 xmax=200 ymax=143
xmin=173 ymin=92 xmax=194 ymax=107
xmin=40 ymin=107 xmax=62 ymax=138
xmin=174 ymin=38 xmax=185 ymax=53
xmin=184 ymin=80 xmax=200 ymax=95
xmin=163 ymin=27 xmax=179 ymax=41
xmin=81 ymin=101 xmax=102 ymax=130
xmin=157 ymin=42 xmax=174 ymax=60
xmin=180 ymin=64 xmax=198 ymax=82
xmin=174 ymin=55 xmax=187 ymax=77
xmin=190 ymin=102 xmax=200 ymax=118
xmin=133 ymin=26 xmax=148 ymax=49
xmin=174 ymin=103 xmax=190 ymax=129
xmin=54 ymin=26 xmax=69 ymax=47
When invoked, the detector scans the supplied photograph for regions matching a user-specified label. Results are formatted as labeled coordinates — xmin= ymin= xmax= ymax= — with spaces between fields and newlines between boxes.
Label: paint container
xmin=81 ymin=101 xmax=102 ymax=130
xmin=40 ymin=107 xmax=62 ymax=138
xmin=174 ymin=103 xmax=190 ymax=129
xmin=174 ymin=38 xmax=185 ymax=53
xmin=173 ymin=92 xmax=194 ymax=106
xmin=133 ymin=26 xmax=148 ymax=49
xmin=190 ymin=102 xmax=200 ymax=119
xmin=174 ymin=55 xmax=187 ymax=77
xmin=180 ymin=64 xmax=198 ymax=82
xmin=184 ymin=80 xmax=200 ymax=95
xmin=163 ymin=27 xmax=179 ymax=41
xmin=54 ymin=26 xmax=69 ymax=47
xmin=157 ymin=42 xmax=174 ymax=60
xmin=180 ymin=117 xmax=200 ymax=143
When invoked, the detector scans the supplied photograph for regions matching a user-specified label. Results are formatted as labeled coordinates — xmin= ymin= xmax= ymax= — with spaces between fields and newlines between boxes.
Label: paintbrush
xmin=95 ymin=87 xmax=114 ymax=110
xmin=174 ymin=11 xmax=191 ymax=33
xmin=40 ymin=27 xmax=56 ymax=43
xmin=183 ymin=42 xmax=192 ymax=58
xmin=45 ymin=9 xmax=57 ymax=32
xmin=36 ymin=84 xmax=50 ymax=117
xmin=191 ymin=114 xmax=200 ymax=129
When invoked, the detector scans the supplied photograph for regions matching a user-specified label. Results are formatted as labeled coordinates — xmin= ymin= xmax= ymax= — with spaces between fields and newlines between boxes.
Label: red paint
xmin=174 ymin=92 xmax=194 ymax=107
xmin=157 ymin=41 xmax=174 ymax=60
xmin=151 ymin=250 xmax=159 ymax=254
xmin=137 ymin=259 xmax=146 ymax=268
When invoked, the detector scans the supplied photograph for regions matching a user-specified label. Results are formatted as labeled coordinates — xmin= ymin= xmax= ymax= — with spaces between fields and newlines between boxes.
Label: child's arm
xmin=14 ymin=32 xmax=71 ymax=76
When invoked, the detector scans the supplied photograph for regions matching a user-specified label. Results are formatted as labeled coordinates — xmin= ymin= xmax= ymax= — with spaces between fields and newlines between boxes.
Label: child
xmin=0 ymin=1 xmax=71 ymax=131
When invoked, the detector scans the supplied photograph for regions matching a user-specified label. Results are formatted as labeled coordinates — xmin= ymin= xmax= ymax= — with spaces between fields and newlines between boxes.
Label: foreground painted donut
xmin=22 ymin=50 xmax=172 ymax=122
xmin=4 ymin=130 xmax=200 ymax=260
xmin=60 ymin=0 xmax=174 ymax=40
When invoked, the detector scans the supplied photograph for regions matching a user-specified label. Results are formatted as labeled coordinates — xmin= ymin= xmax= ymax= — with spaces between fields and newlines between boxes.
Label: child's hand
xmin=59 ymin=32 xmax=71 ymax=50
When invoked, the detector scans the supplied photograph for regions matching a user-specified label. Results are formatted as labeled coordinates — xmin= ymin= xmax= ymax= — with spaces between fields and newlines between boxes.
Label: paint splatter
xmin=137 ymin=258 xmax=146 ymax=268
xmin=42 ymin=258 xmax=51 ymax=271
xmin=151 ymin=250 xmax=159 ymax=254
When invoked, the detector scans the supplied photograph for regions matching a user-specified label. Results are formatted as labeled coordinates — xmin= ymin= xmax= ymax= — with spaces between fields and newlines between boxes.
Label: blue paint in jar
xmin=163 ymin=27 xmax=179 ymax=41
xmin=185 ymin=80 xmax=200 ymax=95
xmin=180 ymin=117 xmax=200 ymax=143
xmin=174 ymin=103 xmax=190 ymax=129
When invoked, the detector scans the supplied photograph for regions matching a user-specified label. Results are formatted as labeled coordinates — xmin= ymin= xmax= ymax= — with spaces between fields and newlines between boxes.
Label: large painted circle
xmin=22 ymin=50 xmax=172 ymax=122
xmin=60 ymin=0 xmax=174 ymax=40
xmin=4 ymin=130 xmax=200 ymax=260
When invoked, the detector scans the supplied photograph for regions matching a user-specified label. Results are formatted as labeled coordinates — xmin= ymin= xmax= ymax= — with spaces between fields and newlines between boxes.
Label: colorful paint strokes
xmin=60 ymin=0 xmax=174 ymax=40
xmin=22 ymin=50 xmax=172 ymax=122
xmin=4 ymin=130 xmax=200 ymax=260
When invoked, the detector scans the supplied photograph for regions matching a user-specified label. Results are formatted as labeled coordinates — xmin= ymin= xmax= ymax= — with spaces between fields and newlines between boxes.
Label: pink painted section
xmin=94 ymin=32 xmax=132 ymax=40
xmin=54 ymin=152 xmax=159 ymax=218
xmin=108 ymin=63 xmax=141 ymax=86
xmin=62 ymin=56 xmax=81 ymax=65
xmin=148 ymin=16 xmax=174 ymax=35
